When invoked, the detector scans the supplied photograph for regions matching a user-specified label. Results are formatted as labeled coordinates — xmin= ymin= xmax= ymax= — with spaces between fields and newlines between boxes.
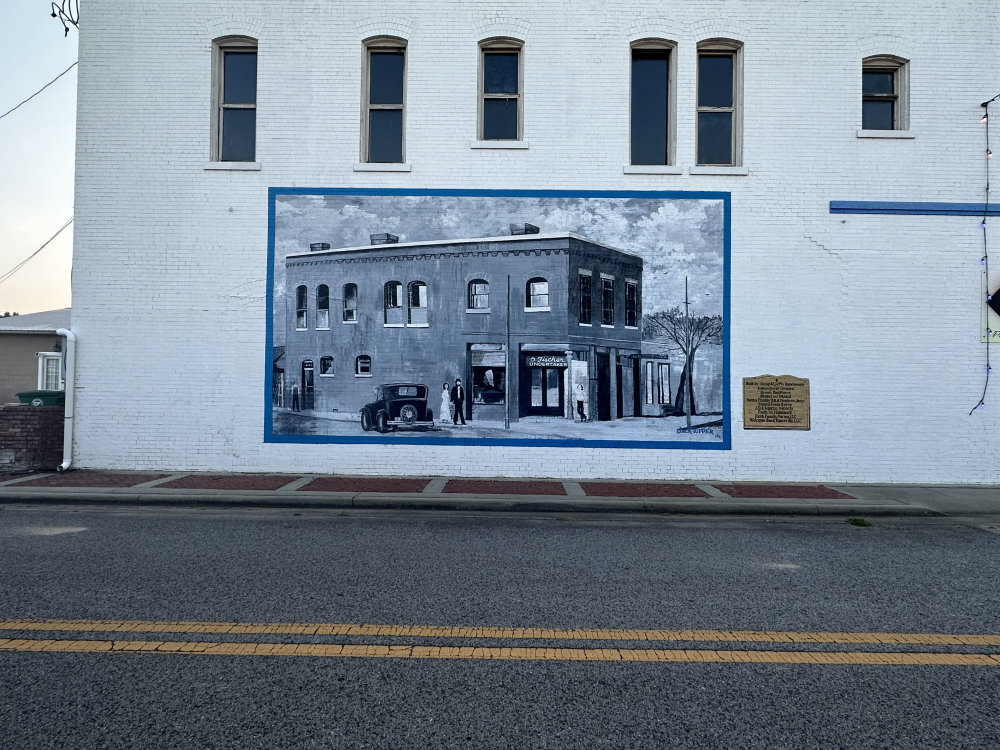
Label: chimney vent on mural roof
xmin=509 ymin=223 xmax=540 ymax=235
xmin=309 ymin=242 xmax=331 ymax=252
xmin=370 ymin=233 xmax=399 ymax=245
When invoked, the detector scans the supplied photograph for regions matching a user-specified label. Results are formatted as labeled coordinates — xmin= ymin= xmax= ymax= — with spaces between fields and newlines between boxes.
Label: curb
xmin=0 ymin=489 xmax=944 ymax=517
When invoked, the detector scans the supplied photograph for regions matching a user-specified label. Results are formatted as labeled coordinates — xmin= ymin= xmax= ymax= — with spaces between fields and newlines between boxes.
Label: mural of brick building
xmin=281 ymin=227 xmax=643 ymax=427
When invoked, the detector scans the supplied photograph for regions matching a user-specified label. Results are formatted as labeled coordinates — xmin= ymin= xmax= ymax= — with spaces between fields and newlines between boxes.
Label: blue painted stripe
xmin=830 ymin=201 xmax=999 ymax=216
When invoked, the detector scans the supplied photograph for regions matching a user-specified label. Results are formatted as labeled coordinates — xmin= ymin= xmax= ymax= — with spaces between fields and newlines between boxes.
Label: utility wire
xmin=0 ymin=218 xmax=74 ymax=286
xmin=0 ymin=61 xmax=78 ymax=121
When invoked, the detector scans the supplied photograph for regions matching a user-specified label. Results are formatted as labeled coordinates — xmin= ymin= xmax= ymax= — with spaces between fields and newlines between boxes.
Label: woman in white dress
xmin=440 ymin=383 xmax=453 ymax=424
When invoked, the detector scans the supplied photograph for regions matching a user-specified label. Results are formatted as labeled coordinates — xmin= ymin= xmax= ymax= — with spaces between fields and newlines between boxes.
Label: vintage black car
xmin=360 ymin=383 xmax=435 ymax=433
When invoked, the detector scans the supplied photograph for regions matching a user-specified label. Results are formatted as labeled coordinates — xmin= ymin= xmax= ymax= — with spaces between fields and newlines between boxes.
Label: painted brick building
xmin=282 ymin=230 xmax=643 ymax=425
xmin=68 ymin=1 xmax=1000 ymax=481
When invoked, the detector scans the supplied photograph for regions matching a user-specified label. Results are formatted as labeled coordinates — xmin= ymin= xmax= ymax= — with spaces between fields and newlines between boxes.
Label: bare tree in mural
xmin=643 ymin=301 xmax=723 ymax=427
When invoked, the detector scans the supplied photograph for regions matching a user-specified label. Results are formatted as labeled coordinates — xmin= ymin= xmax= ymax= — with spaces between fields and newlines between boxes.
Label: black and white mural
xmin=266 ymin=189 xmax=730 ymax=449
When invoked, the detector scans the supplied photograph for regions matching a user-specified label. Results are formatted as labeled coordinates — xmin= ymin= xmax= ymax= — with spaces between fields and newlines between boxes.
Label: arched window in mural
xmin=525 ymin=277 xmax=549 ymax=310
xmin=468 ymin=279 xmax=489 ymax=309
xmin=408 ymin=281 xmax=428 ymax=325
xmin=343 ymin=283 xmax=358 ymax=322
xmin=316 ymin=284 xmax=330 ymax=329
xmin=384 ymin=281 xmax=403 ymax=325
xmin=295 ymin=285 xmax=308 ymax=329
xmin=355 ymin=355 xmax=372 ymax=377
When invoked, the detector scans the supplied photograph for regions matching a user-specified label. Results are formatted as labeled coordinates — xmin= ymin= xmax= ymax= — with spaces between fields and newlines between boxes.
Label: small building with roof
xmin=0 ymin=308 xmax=71 ymax=404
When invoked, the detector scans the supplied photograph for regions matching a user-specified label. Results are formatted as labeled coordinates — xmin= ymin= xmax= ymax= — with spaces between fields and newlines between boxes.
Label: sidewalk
xmin=2 ymin=470 xmax=999 ymax=517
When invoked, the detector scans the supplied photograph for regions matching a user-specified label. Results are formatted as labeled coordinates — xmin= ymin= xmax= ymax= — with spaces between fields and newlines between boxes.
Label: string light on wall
xmin=50 ymin=0 xmax=79 ymax=36
xmin=972 ymin=93 xmax=1000 ymax=414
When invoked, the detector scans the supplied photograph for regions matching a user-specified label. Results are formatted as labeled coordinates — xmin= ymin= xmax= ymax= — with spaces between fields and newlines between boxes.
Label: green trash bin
xmin=16 ymin=390 xmax=65 ymax=407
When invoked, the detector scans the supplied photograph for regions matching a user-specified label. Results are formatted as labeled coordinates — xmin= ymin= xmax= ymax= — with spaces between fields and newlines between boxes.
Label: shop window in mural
xmin=266 ymin=189 xmax=730 ymax=448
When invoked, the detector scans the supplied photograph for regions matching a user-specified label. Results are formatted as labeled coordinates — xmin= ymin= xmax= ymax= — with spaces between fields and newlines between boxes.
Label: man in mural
xmin=575 ymin=382 xmax=587 ymax=421
xmin=451 ymin=378 xmax=467 ymax=425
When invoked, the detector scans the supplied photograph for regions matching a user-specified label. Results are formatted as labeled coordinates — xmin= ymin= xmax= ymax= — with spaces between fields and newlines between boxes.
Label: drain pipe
xmin=55 ymin=328 xmax=76 ymax=472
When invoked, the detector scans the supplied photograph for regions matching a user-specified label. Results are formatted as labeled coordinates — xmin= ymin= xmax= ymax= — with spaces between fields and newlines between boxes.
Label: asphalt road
xmin=1 ymin=506 xmax=998 ymax=749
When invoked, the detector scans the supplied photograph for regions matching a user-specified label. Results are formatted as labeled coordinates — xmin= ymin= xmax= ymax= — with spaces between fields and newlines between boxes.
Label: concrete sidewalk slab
xmin=1 ymin=470 xmax=998 ymax=517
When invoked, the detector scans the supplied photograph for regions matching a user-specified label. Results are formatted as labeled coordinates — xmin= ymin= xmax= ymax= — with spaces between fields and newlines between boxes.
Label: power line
xmin=0 ymin=61 xmax=78 ymax=121
xmin=0 ymin=218 xmax=74 ymax=286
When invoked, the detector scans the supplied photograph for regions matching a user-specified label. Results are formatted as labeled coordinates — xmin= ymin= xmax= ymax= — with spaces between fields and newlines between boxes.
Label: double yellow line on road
xmin=1 ymin=618 xmax=998 ymax=666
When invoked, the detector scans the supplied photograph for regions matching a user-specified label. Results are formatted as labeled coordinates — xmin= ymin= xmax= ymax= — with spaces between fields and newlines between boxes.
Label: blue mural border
xmin=264 ymin=187 xmax=732 ymax=450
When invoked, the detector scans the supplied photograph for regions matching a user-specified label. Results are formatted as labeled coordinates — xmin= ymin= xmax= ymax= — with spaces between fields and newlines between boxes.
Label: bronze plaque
xmin=743 ymin=375 xmax=810 ymax=430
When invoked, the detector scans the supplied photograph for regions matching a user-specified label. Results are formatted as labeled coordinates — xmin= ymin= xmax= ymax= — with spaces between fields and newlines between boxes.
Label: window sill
xmin=342 ymin=320 xmax=358 ymax=325
xmin=383 ymin=323 xmax=405 ymax=328
xmin=856 ymin=129 xmax=915 ymax=139
xmin=316 ymin=327 xmax=330 ymax=332
xmin=354 ymin=163 xmax=412 ymax=172
xmin=471 ymin=140 xmax=530 ymax=149
xmin=319 ymin=374 xmax=335 ymax=378
xmin=355 ymin=374 xmax=373 ymax=378
xmin=295 ymin=327 xmax=307 ymax=332
xmin=623 ymin=165 xmax=683 ymax=175
xmin=689 ymin=166 xmax=749 ymax=176
xmin=524 ymin=306 xmax=551 ymax=313
xmin=601 ymin=324 xmax=615 ymax=329
xmin=407 ymin=323 xmax=430 ymax=328
xmin=578 ymin=322 xmax=592 ymax=327
xmin=466 ymin=308 xmax=491 ymax=314
xmin=204 ymin=162 xmax=261 ymax=171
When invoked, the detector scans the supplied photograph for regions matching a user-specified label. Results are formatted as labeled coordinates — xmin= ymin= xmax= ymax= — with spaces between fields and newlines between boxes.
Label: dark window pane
xmin=863 ymin=71 xmax=894 ymax=95
xmin=698 ymin=55 xmax=733 ymax=107
xmin=484 ymin=53 xmax=518 ymax=94
xmin=863 ymin=100 xmax=894 ymax=130
xmin=483 ymin=98 xmax=518 ymax=139
xmin=223 ymin=51 xmax=257 ymax=104
xmin=579 ymin=275 xmax=592 ymax=324
xmin=370 ymin=51 xmax=404 ymax=105
xmin=697 ymin=111 xmax=733 ymax=165
xmin=369 ymin=109 xmax=403 ymax=162
xmin=631 ymin=53 xmax=669 ymax=165
xmin=221 ymin=108 xmax=255 ymax=161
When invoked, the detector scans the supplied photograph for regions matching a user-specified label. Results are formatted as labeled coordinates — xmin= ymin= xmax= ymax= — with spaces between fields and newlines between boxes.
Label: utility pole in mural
xmin=643 ymin=278 xmax=723 ymax=428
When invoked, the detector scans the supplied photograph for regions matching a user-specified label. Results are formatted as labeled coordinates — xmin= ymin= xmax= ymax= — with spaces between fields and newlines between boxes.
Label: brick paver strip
xmin=12 ymin=473 xmax=168 ymax=488
xmin=580 ymin=482 xmax=709 ymax=498
xmin=298 ymin=477 xmax=429 ymax=493
xmin=155 ymin=474 xmax=296 ymax=491
xmin=713 ymin=484 xmax=855 ymax=500
xmin=443 ymin=480 xmax=566 ymax=495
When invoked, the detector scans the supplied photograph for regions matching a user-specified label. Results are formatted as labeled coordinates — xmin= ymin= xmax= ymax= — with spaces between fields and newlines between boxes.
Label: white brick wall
xmin=71 ymin=0 xmax=1000 ymax=482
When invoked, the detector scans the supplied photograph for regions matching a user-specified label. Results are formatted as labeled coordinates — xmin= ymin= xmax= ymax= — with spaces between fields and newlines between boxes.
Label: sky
xmin=0 ymin=1 xmax=77 ymax=315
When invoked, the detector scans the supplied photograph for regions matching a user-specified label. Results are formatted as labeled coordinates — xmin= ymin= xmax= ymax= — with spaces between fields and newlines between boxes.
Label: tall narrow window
xmin=295 ymin=285 xmax=307 ymax=329
xmin=364 ymin=39 xmax=406 ymax=162
xmin=319 ymin=356 xmax=334 ymax=377
xmin=697 ymin=40 xmax=742 ymax=166
xmin=631 ymin=43 xmax=672 ymax=165
xmin=468 ymin=280 xmax=490 ymax=310
xmin=862 ymin=56 xmax=908 ymax=131
xmin=214 ymin=37 xmax=257 ymax=162
xmin=355 ymin=355 xmax=372 ymax=377
xmin=578 ymin=272 xmax=592 ymax=324
xmin=525 ymin=277 xmax=549 ymax=310
xmin=625 ymin=280 xmax=638 ymax=328
xmin=384 ymin=281 xmax=403 ymax=325
xmin=343 ymin=283 xmax=358 ymax=322
xmin=480 ymin=40 xmax=522 ymax=140
xmin=408 ymin=281 xmax=428 ymax=325
xmin=37 ymin=354 xmax=63 ymax=390
xmin=316 ymin=285 xmax=330 ymax=329
xmin=601 ymin=276 xmax=615 ymax=326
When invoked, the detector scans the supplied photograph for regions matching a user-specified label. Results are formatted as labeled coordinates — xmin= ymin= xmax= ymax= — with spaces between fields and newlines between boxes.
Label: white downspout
xmin=55 ymin=328 xmax=76 ymax=472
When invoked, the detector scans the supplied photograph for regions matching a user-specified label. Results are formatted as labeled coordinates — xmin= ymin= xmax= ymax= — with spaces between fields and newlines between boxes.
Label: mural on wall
xmin=266 ymin=189 xmax=730 ymax=449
